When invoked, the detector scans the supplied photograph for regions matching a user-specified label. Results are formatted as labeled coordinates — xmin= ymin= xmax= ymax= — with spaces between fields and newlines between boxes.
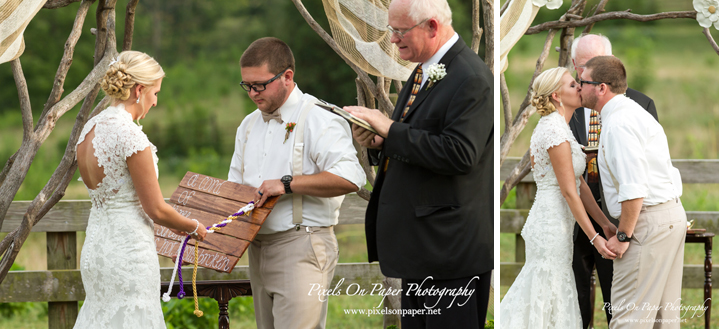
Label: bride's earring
xmin=136 ymin=96 xmax=141 ymax=104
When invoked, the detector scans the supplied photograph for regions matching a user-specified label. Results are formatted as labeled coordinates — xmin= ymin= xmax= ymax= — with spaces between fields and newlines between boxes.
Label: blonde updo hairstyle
xmin=531 ymin=67 xmax=569 ymax=116
xmin=100 ymin=51 xmax=165 ymax=102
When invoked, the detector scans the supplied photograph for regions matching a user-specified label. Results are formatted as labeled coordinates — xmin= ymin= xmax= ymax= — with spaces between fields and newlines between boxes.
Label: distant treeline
xmin=0 ymin=0 xmax=481 ymax=116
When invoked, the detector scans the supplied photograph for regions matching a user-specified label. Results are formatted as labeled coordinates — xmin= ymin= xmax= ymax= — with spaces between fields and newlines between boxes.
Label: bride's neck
xmin=557 ymin=105 xmax=575 ymax=124
xmin=112 ymin=100 xmax=144 ymax=120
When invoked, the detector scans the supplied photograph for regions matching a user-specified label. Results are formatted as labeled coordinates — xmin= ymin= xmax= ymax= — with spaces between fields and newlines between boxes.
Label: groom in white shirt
xmin=580 ymin=55 xmax=686 ymax=329
xmin=228 ymin=37 xmax=365 ymax=329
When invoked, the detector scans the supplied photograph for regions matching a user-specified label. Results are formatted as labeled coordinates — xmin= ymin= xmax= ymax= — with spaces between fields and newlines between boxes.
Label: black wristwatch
xmin=281 ymin=175 xmax=293 ymax=194
xmin=617 ymin=231 xmax=632 ymax=242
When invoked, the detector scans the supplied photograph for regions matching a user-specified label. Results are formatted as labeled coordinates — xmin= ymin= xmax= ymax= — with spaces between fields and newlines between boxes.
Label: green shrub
xmin=162 ymin=295 xmax=255 ymax=329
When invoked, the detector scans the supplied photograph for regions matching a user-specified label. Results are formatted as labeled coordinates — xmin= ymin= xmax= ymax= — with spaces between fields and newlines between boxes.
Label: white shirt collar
xmin=598 ymin=94 xmax=626 ymax=121
xmin=420 ymin=33 xmax=459 ymax=87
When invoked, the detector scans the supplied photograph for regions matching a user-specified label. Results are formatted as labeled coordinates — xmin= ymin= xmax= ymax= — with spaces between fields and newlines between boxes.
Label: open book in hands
xmin=315 ymin=102 xmax=378 ymax=134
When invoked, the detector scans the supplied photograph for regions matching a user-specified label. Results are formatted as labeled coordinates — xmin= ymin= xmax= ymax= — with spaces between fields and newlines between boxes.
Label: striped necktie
xmin=586 ymin=109 xmax=600 ymax=183
xmin=400 ymin=64 xmax=423 ymax=122
xmin=588 ymin=109 xmax=600 ymax=147
xmin=383 ymin=64 xmax=423 ymax=173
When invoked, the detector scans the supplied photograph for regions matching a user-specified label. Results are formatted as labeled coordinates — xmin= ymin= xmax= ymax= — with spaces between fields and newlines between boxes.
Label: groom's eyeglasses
xmin=579 ymin=79 xmax=612 ymax=87
xmin=240 ymin=67 xmax=291 ymax=92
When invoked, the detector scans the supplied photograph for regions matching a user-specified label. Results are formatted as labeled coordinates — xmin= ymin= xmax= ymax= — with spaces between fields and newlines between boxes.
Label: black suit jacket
xmin=365 ymin=37 xmax=494 ymax=280
xmin=569 ymin=88 xmax=657 ymax=238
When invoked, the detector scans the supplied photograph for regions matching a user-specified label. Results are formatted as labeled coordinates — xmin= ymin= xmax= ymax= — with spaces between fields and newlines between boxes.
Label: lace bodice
xmin=73 ymin=105 xmax=166 ymax=329
xmin=530 ymin=111 xmax=586 ymax=189
xmin=76 ymin=104 xmax=158 ymax=208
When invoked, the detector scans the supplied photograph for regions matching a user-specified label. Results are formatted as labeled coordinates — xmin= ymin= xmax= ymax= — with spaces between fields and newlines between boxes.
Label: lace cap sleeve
xmin=532 ymin=112 xmax=572 ymax=152
xmin=118 ymin=121 xmax=153 ymax=159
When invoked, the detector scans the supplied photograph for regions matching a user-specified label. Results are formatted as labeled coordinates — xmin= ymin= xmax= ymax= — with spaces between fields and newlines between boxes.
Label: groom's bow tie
xmin=261 ymin=110 xmax=282 ymax=123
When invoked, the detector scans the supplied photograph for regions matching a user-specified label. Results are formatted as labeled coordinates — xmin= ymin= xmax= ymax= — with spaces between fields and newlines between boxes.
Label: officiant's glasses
xmin=387 ymin=18 xmax=429 ymax=39
xmin=579 ymin=79 xmax=612 ymax=87
xmin=240 ymin=67 xmax=291 ymax=92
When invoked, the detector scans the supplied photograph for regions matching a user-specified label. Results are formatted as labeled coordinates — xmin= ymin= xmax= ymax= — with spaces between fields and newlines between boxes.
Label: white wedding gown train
xmin=500 ymin=111 xmax=585 ymax=328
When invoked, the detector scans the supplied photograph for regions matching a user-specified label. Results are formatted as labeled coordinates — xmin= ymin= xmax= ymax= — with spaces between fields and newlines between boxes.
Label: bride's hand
xmin=603 ymin=224 xmax=617 ymax=240
xmin=594 ymin=236 xmax=617 ymax=260
xmin=192 ymin=225 xmax=207 ymax=242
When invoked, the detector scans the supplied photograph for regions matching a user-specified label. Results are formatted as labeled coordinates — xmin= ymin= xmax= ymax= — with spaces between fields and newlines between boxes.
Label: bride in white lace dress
xmin=500 ymin=67 xmax=617 ymax=328
xmin=73 ymin=51 xmax=207 ymax=328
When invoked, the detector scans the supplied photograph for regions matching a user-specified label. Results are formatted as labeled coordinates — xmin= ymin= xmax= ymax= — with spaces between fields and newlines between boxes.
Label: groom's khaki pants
xmin=610 ymin=198 xmax=686 ymax=329
xmin=248 ymin=226 xmax=338 ymax=329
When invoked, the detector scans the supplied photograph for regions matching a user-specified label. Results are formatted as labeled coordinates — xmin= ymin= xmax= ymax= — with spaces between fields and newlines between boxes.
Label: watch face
xmin=618 ymin=232 xmax=627 ymax=242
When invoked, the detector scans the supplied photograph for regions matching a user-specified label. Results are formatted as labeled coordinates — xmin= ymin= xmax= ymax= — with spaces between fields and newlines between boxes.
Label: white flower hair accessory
xmin=425 ymin=63 xmax=447 ymax=90
xmin=694 ymin=0 xmax=719 ymax=29
xmin=532 ymin=0 xmax=562 ymax=10
xmin=109 ymin=57 xmax=118 ymax=66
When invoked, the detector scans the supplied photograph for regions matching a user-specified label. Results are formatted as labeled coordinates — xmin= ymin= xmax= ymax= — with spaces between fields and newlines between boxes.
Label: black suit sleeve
xmin=367 ymin=149 xmax=381 ymax=166
xmin=382 ymin=74 xmax=493 ymax=176
xmin=625 ymin=88 xmax=658 ymax=122
xmin=646 ymin=98 xmax=658 ymax=121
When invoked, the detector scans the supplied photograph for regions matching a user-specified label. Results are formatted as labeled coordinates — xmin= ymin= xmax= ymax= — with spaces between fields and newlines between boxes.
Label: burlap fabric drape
xmin=0 ymin=0 xmax=47 ymax=64
xmin=322 ymin=0 xmax=414 ymax=81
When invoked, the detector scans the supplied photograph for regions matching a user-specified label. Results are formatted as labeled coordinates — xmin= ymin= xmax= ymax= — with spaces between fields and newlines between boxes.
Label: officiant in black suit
xmin=345 ymin=0 xmax=493 ymax=327
xmin=569 ymin=34 xmax=658 ymax=329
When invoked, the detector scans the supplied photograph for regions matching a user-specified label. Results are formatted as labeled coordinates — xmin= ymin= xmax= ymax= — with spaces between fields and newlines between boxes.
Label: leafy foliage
xmin=162 ymin=295 xmax=255 ymax=328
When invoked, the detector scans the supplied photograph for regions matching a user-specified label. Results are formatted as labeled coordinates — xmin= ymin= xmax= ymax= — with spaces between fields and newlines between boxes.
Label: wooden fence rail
xmin=0 ymin=194 xmax=402 ymax=328
xmin=500 ymin=157 xmax=719 ymax=287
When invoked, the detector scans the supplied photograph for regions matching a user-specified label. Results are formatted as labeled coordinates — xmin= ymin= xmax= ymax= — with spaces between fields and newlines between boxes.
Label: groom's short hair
xmin=585 ymin=56 xmax=627 ymax=95
xmin=240 ymin=37 xmax=296 ymax=75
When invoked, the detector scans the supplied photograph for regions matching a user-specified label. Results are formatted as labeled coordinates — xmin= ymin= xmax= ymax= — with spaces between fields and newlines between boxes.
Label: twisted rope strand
xmin=193 ymin=239 xmax=203 ymax=317
xmin=162 ymin=201 xmax=256 ymax=312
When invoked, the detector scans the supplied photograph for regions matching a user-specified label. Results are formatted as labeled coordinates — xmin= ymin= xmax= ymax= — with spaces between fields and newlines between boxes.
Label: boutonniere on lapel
xmin=284 ymin=122 xmax=297 ymax=144
xmin=425 ymin=63 xmax=447 ymax=90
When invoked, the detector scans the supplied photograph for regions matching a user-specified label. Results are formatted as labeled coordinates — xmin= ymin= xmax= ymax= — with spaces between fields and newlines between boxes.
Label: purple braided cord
xmin=175 ymin=201 xmax=254 ymax=299
xmin=176 ymin=235 xmax=191 ymax=299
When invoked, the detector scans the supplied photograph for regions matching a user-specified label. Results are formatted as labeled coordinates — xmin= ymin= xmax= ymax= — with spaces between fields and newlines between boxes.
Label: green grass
xmin=499 ymin=280 xmax=712 ymax=328
xmin=501 ymin=23 xmax=719 ymax=160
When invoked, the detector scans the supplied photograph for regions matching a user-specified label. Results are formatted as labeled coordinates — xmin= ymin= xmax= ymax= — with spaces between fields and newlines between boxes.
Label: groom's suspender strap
xmin=240 ymin=114 xmax=261 ymax=182
xmin=291 ymin=96 xmax=317 ymax=226
xmin=238 ymin=97 xmax=315 ymax=227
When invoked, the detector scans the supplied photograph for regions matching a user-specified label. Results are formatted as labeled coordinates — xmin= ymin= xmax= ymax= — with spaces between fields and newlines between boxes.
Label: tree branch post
xmin=481 ymin=0 xmax=494 ymax=72
xmin=526 ymin=11 xmax=697 ymax=35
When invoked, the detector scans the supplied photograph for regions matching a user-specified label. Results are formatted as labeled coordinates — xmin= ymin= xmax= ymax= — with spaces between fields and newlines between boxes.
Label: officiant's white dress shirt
xmin=228 ymin=85 xmax=365 ymax=234
xmin=597 ymin=94 xmax=682 ymax=219
xmin=418 ymin=33 xmax=458 ymax=88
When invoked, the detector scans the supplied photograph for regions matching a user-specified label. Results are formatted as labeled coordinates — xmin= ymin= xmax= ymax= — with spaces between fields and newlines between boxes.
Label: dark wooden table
xmin=161 ymin=280 xmax=252 ymax=329
xmin=589 ymin=230 xmax=714 ymax=329
xmin=685 ymin=230 xmax=714 ymax=329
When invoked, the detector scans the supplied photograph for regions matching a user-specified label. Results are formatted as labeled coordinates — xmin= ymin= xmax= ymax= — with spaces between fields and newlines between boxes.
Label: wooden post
xmin=703 ymin=237 xmax=712 ymax=329
xmin=514 ymin=182 xmax=536 ymax=262
xmin=47 ymin=232 xmax=78 ymax=329
xmin=382 ymin=297 xmax=401 ymax=328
